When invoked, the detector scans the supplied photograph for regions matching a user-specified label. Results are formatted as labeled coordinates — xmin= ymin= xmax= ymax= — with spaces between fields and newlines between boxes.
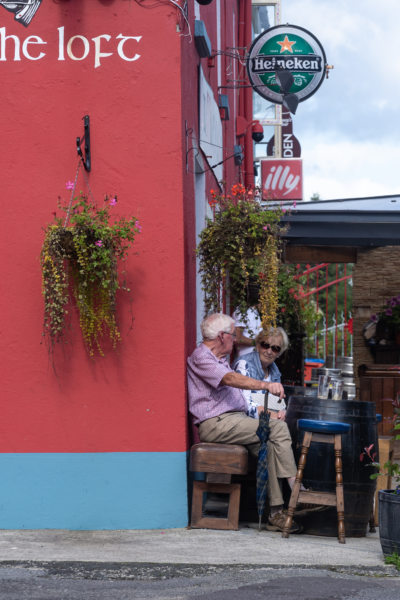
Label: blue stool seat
xmin=298 ymin=419 xmax=350 ymax=435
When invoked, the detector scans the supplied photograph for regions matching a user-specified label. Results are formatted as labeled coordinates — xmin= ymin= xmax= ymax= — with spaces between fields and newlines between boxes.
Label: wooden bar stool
xmin=189 ymin=442 xmax=248 ymax=530
xmin=282 ymin=419 xmax=351 ymax=544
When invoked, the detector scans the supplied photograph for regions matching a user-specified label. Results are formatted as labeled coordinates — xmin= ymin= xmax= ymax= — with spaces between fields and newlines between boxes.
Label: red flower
xmin=346 ymin=318 xmax=353 ymax=334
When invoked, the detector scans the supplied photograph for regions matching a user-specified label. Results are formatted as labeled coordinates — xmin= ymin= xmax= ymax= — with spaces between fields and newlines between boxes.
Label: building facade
xmin=0 ymin=0 xmax=256 ymax=528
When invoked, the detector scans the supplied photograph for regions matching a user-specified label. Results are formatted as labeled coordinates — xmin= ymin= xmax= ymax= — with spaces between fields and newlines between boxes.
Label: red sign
xmin=261 ymin=158 xmax=303 ymax=201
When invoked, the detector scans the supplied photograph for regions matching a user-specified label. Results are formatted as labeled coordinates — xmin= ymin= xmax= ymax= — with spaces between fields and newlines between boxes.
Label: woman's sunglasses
xmin=259 ymin=341 xmax=281 ymax=354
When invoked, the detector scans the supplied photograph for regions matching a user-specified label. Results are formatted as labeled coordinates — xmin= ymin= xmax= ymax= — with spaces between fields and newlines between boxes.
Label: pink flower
xmin=263 ymin=225 xmax=270 ymax=231
xmin=109 ymin=197 xmax=117 ymax=206
xmin=136 ymin=220 xmax=142 ymax=232
xmin=95 ymin=240 xmax=103 ymax=247
xmin=65 ymin=180 xmax=74 ymax=190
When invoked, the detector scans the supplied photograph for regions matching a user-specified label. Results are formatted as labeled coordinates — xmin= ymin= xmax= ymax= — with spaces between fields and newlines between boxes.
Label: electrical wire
xmin=131 ymin=0 xmax=191 ymax=40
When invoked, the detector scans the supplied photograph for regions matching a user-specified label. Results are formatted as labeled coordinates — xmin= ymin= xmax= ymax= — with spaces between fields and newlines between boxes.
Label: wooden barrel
xmin=286 ymin=395 xmax=378 ymax=537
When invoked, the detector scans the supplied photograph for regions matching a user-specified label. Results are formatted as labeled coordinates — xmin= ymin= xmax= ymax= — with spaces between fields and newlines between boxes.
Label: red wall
xmin=0 ymin=2 xmax=188 ymax=452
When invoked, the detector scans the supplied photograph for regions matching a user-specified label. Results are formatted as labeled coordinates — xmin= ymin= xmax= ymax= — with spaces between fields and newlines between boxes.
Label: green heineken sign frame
xmin=247 ymin=24 xmax=326 ymax=105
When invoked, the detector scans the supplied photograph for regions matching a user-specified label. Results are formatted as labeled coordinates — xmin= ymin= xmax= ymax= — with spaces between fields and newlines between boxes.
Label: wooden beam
xmin=283 ymin=245 xmax=357 ymax=264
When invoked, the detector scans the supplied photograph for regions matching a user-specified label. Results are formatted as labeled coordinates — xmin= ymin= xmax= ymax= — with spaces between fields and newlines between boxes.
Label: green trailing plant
xmin=41 ymin=188 xmax=141 ymax=356
xmin=197 ymin=183 xmax=286 ymax=331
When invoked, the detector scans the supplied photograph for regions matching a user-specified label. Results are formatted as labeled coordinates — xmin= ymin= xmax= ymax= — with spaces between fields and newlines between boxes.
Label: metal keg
xmin=316 ymin=367 xmax=342 ymax=379
xmin=336 ymin=356 xmax=354 ymax=380
xmin=343 ymin=381 xmax=356 ymax=400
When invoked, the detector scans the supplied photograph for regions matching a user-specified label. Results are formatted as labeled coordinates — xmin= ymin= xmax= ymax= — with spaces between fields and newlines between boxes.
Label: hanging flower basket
xmin=197 ymin=183 xmax=286 ymax=330
xmin=41 ymin=189 xmax=141 ymax=356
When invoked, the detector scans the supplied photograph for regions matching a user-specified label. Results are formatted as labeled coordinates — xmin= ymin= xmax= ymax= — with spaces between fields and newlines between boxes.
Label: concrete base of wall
xmin=0 ymin=452 xmax=188 ymax=529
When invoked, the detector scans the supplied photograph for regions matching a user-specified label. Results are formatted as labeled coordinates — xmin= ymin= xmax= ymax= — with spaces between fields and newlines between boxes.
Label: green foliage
xmin=384 ymin=552 xmax=400 ymax=570
xmin=197 ymin=185 xmax=321 ymax=338
xmin=276 ymin=264 xmax=322 ymax=339
xmin=197 ymin=184 xmax=285 ymax=330
xmin=41 ymin=192 xmax=141 ymax=356
xmin=361 ymin=393 xmax=400 ymax=494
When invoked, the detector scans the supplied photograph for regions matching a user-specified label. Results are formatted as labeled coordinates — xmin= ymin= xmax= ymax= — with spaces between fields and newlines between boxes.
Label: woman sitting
xmin=233 ymin=327 xmax=289 ymax=420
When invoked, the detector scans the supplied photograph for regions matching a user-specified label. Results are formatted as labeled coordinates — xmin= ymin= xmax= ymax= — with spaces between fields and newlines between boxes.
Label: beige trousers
xmin=199 ymin=412 xmax=297 ymax=507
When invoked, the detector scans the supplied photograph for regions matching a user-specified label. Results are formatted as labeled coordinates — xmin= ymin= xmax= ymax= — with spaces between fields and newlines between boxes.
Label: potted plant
xmin=370 ymin=295 xmax=400 ymax=344
xmin=361 ymin=393 xmax=400 ymax=556
xmin=41 ymin=187 xmax=141 ymax=356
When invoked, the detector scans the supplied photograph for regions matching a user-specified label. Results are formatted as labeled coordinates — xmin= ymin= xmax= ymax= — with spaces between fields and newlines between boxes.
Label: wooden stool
xmin=189 ymin=442 xmax=248 ymax=530
xmin=282 ymin=419 xmax=351 ymax=544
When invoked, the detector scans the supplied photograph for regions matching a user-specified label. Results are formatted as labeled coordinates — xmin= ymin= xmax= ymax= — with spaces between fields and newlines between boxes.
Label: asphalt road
xmin=0 ymin=562 xmax=400 ymax=600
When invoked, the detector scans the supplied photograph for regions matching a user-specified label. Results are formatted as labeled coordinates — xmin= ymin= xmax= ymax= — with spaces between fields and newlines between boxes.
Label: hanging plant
xmin=41 ymin=186 xmax=141 ymax=356
xmin=197 ymin=183 xmax=286 ymax=328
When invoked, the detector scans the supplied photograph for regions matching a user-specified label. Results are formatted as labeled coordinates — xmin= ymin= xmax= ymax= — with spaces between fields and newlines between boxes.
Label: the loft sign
xmin=247 ymin=24 xmax=326 ymax=105
xmin=0 ymin=27 xmax=142 ymax=68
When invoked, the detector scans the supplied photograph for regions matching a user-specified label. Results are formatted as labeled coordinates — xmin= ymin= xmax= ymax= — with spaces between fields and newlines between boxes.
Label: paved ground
xmin=0 ymin=526 xmax=386 ymax=567
xmin=0 ymin=527 xmax=399 ymax=599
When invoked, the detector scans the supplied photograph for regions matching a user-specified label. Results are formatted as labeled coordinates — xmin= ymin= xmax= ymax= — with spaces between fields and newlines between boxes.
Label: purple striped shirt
xmin=187 ymin=343 xmax=247 ymax=424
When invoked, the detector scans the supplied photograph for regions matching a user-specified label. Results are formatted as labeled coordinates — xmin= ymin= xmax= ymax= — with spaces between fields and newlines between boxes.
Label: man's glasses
xmin=259 ymin=341 xmax=281 ymax=353
xmin=221 ymin=330 xmax=237 ymax=338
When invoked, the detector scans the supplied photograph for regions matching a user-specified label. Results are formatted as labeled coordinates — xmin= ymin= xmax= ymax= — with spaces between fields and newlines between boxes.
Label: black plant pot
xmin=378 ymin=489 xmax=400 ymax=555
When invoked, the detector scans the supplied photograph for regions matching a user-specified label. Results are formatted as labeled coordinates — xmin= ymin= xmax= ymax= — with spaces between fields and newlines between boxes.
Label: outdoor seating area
xmin=189 ymin=364 xmax=384 ymax=541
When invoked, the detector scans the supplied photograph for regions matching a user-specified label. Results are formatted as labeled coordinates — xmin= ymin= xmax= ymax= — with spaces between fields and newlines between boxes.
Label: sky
xmin=261 ymin=0 xmax=400 ymax=201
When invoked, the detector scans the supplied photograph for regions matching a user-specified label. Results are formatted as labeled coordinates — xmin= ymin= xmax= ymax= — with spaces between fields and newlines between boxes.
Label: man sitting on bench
xmin=187 ymin=312 xmax=302 ymax=533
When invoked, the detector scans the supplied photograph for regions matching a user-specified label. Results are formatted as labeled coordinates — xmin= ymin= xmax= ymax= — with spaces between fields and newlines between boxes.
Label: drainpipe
xmin=238 ymin=0 xmax=254 ymax=188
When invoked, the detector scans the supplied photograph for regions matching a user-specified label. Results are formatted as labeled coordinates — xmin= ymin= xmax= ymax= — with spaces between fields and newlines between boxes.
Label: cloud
xmin=300 ymin=134 xmax=400 ymax=200
xmin=268 ymin=0 xmax=400 ymax=199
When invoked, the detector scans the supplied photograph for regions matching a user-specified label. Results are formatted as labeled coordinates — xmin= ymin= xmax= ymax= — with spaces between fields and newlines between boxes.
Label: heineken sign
xmin=247 ymin=24 xmax=326 ymax=105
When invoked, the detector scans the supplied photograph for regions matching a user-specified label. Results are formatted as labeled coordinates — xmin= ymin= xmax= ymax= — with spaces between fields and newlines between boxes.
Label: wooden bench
xmin=189 ymin=442 xmax=248 ymax=530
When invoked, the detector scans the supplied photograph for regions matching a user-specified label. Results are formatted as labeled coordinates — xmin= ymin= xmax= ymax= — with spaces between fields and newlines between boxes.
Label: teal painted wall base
xmin=0 ymin=452 xmax=188 ymax=529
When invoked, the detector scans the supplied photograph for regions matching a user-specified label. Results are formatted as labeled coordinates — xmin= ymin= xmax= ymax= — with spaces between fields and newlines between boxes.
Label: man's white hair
xmin=201 ymin=313 xmax=234 ymax=340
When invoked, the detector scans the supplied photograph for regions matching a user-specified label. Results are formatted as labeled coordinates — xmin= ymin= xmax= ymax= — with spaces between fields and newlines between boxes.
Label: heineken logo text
xmin=251 ymin=54 xmax=322 ymax=73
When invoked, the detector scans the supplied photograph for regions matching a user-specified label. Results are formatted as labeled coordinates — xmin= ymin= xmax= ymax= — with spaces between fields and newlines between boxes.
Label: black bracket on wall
xmin=76 ymin=115 xmax=91 ymax=172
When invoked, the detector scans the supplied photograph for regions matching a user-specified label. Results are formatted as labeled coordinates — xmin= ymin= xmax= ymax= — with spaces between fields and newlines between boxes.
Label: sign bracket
xmin=76 ymin=115 xmax=91 ymax=172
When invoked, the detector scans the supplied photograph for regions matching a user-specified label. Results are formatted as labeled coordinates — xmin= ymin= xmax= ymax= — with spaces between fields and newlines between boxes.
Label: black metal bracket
xmin=76 ymin=115 xmax=91 ymax=172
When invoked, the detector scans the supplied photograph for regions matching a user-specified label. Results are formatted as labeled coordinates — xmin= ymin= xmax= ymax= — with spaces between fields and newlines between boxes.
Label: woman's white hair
xmin=201 ymin=313 xmax=235 ymax=340
xmin=255 ymin=326 xmax=289 ymax=356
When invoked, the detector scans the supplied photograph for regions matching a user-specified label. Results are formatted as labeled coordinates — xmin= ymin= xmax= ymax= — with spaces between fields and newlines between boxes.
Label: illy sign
xmin=261 ymin=159 xmax=302 ymax=201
